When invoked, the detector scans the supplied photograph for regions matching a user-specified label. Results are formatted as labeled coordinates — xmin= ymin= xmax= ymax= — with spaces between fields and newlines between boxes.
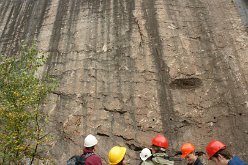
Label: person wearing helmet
xmin=181 ymin=143 xmax=203 ymax=165
xmin=108 ymin=146 xmax=127 ymax=165
xmin=151 ymin=134 xmax=174 ymax=165
xmin=82 ymin=134 xmax=102 ymax=165
xmin=139 ymin=148 xmax=154 ymax=165
xmin=206 ymin=140 xmax=247 ymax=165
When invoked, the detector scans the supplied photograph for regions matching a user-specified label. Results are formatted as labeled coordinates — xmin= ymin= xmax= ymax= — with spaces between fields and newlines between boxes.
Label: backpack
xmin=67 ymin=152 xmax=95 ymax=165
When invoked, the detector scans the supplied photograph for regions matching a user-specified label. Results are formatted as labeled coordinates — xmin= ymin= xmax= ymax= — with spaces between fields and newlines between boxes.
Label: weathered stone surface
xmin=0 ymin=0 xmax=248 ymax=164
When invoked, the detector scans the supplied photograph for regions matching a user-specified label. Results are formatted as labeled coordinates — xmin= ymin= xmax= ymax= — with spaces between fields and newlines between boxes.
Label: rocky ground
xmin=0 ymin=0 xmax=248 ymax=164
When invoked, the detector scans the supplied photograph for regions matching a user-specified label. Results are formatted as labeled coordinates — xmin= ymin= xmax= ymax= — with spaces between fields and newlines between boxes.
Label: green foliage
xmin=0 ymin=44 xmax=56 ymax=164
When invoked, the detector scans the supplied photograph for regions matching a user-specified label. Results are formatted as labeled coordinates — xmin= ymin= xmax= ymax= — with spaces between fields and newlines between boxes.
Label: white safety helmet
xmin=84 ymin=134 xmax=98 ymax=147
xmin=140 ymin=148 xmax=152 ymax=161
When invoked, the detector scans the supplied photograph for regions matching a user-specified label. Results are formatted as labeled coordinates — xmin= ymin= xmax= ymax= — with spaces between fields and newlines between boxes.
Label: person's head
xmin=108 ymin=146 xmax=127 ymax=165
xmin=140 ymin=148 xmax=152 ymax=161
xmin=206 ymin=140 xmax=231 ymax=165
xmin=84 ymin=134 xmax=98 ymax=150
xmin=181 ymin=143 xmax=197 ymax=164
xmin=151 ymin=133 xmax=169 ymax=153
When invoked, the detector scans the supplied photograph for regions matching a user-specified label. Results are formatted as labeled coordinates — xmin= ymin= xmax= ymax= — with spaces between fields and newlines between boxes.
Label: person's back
xmin=67 ymin=134 xmax=102 ymax=165
xmin=83 ymin=134 xmax=102 ymax=165
xmin=141 ymin=159 xmax=155 ymax=165
xmin=83 ymin=148 xmax=102 ymax=165
xmin=228 ymin=156 xmax=247 ymax=165
xmin=152 ymin=152 xmax=174 ymax=165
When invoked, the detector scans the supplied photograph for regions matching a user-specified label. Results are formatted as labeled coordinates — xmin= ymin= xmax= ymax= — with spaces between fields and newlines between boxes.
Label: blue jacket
xmin=187 ymin=158 xmax=203 ymax=165
xmin=228 ymin=156 xmax=248 ymax=165
xmin=193 ymin=158 xmax=203 ymax=165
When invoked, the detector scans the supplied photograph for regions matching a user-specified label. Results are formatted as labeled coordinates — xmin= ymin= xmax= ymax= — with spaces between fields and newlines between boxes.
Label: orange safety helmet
xmin=181 ymin=143 xmax=195 ymax=158
xmin=206 ymin=140 xmax=226 ymax=159
xmin=151 ymin=134 xmax=169 ymax=149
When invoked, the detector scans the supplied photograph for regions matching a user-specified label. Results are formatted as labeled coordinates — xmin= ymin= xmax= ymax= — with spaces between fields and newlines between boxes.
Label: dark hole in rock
xmin=213 ymin=117 xmax=216 ymax=119
xmin=182 ymin=120 xmax=190 ymax=124
xmin=170 ymin=77 xmax=202 ymax=89
xmin=170 ymin=118 xmax=173 ymax=121
xmin=152 ymin=118 xmax=155 ymax=121
xmin=239 ymin=113 xmax=242 ymax=116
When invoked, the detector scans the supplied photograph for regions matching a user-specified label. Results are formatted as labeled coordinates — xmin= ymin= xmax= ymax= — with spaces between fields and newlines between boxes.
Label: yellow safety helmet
xmin=108 ymin=146 xmax=126 ymax=165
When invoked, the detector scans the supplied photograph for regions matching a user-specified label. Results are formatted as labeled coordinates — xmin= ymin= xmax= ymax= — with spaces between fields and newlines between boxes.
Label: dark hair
xmin=195 ymin=151 xmax=205 ymax=156
xmin=85 ymin=146 xmax=95 ymax=150
xmin=152 ymin=145 xmax=165 ymax=153
xmin=212 ymin=148 xmax=232 ymax=160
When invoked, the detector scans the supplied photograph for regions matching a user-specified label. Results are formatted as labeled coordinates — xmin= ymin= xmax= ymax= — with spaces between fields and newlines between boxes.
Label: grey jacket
xmin=141 ymin=160 xmax=156 ymax=165
xmin=151 ymin=152 xmax=174 ymax=165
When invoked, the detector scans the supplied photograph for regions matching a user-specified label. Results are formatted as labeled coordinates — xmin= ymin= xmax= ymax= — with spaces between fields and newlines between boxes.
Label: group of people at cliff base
xmin=67 ymin=133 xmax=248 ymax=165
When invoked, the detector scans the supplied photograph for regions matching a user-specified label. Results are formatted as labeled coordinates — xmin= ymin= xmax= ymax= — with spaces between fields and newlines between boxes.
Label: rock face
xmin=0 ymin=0 xmax=248 ymax=164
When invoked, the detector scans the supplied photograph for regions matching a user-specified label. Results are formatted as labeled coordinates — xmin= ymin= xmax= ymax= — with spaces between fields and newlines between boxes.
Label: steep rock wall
xmin=0 ymin=0 xmax=248 ymax=164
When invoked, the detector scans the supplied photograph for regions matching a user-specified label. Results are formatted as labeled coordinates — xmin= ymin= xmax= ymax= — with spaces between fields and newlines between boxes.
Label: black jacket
xmin=188 ymin=158 xmax=203 ymax=165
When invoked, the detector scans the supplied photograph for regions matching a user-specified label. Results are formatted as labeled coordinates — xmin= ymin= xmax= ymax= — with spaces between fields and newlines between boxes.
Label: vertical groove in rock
xmin=0 ymin=0 xmax=51 ymax=55
xmin=142 ymin=0 xmax=176 ymax=137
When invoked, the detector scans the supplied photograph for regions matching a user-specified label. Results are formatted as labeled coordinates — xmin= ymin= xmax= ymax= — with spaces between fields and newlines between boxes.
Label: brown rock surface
xmin=0 ymin=0 xmax=248 ymax=164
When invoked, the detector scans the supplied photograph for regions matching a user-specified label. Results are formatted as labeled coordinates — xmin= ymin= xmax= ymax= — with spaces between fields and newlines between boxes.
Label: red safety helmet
xmin=152 ymin=134 xmax=169 ymax=149
xmin=181 ymin=143 xmax=195 ymax=158
xmin=206 ymin=140 xmax=226 ymax=159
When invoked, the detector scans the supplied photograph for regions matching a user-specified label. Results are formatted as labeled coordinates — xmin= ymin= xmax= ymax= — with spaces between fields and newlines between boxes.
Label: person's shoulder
xmin=229 ymin=156 xmax=247 ymax=165
xmin=152 ymin=156 xmax=174 ymax=165
xmin=85 ymin=153 xmax=102 ymax=165
xmin=92 ymin=153 xmax=100 ymax=157
xmin=142 ymin=160 xmax=156 ymax=165
xmin=88 ymin=153 xmax=101 ymax=159
xmin=194 ymin=158 xmax=203 ymax=165
xmin=147 ymin=160 xmax=156 ymax=165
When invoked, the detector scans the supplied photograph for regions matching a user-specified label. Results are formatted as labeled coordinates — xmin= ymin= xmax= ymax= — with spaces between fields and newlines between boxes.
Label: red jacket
xmin=83 ymin=148 xmax=102 ymax=165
